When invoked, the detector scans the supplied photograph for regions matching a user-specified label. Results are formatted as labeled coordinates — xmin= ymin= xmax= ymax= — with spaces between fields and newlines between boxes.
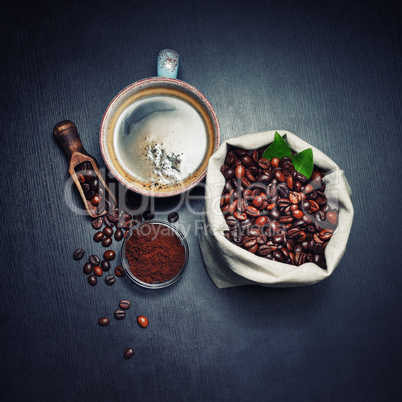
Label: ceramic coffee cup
xmin=100 ymin=49 xmax=220 ymax=197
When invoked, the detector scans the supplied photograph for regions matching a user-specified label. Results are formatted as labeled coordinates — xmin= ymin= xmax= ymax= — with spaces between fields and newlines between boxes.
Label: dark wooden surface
xmin=1 ymin=0 xmax=401 ymax=401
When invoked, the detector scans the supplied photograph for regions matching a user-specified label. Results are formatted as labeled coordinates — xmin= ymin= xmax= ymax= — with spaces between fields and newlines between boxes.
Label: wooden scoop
xmin=53 ymin=120 xmax=116 ymax=218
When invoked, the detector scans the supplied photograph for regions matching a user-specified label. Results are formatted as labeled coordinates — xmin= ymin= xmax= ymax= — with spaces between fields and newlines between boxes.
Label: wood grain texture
xmin=1 ymin=0 xmax=401 ymax=401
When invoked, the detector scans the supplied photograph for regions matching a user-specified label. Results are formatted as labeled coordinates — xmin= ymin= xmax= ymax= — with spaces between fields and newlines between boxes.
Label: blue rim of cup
xmin=121 ymin=220 xmax=189 ymax=289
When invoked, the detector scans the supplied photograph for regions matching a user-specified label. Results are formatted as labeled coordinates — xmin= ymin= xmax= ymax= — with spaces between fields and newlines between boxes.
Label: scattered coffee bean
xmin=124 ymin=348 xmax=134 ymax=359
xmin=103 ymin=226 xmax=114 ymax=237
xmin=93 ymin=266 xmax=103 ymax=277
xmin=114 ymin=229 xmax=124 ymax=241
xmin=114 ymin=265 xmax=125 ymax=277
xmin=104 ymin=250 xmax=116 ymax=261
xmin=83 ymin=262 xmax=93 ymax=275
xmin=73 ymin=248 xmax=85 ymax=260
xmin=143 ymin=210 xmax=154 ymax=220
xmin=168 ymin=211 xmax=179 ymax=223
xmin=114 ymin=309 xmax=126 ymax=319
xmin=92 ymin=217 xmax=103 ymax=230
xmin=101 ymin=260 xmax=110 ymax=271
xmin=103 ymin=214 xmax=114 ymax=227
xmin=98 ymin=317 xmax=110 ymax=326
xmin=102 ymin=237 xmax=112 ymax=247
xmin=88 ymin=274 xmax=97 ymax=286
xmin=105 ymin=274 xmax=116 ymax=285
xmin=93 ymin=232 xmax=104 ymax=242
xmin=89 ymin=254 xmax=101 ymax=266
xmin=119 ymin=300 xmax=131 ymax=309
xmin=137 ymin=315 xmax=149 ymax=328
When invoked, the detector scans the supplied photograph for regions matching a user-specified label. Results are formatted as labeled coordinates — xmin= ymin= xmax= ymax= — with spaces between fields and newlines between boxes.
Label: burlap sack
xmin=199 ymin=130 xmax=354 ymax=288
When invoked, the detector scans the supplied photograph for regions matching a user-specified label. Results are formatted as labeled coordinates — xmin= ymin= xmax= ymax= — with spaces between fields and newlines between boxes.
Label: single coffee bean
xmin=91 ymin=195 xmax=101 ymax=206
xmin=83 ymin=262 xmax=93 ymax=275
xmin=273 ymin=235 xmax=284 ymax=244
xmin=105 ymin=275 xmax=116 ymax=285
xmin=88 ymin=274 xmax=97 ymax=286
xmin=137 ymin=315 xmax=149 ymax=328
xmin=234 ymin=211 xmax=247 ymax=221
xmin=124 ymin=348 xmax=135 ymax=360
xmin=103 ymin=226 xmax=114 ymax=237
xmin=273 ymin=249 xmax=285 ymax=262
xmin=241 ymin=155 xmax=253 ymax=167
xmin=274 ymin=170 xmax=286 ymax=182
xmin=104 ymin=250 xmax=116 ymax=261
xmin=119 ymin=300 xmax=131 ymax=309
xmin=258 ymin=245 xmax=272 ymax=256
xmin=235 ymin=164 xmax=246 ymax=179
xmin=226 ymin=215 xmax=237 ymax=227
xmin=93 ymin=266 xmax=103 ymax=277
xmin=77 ymin=173 xmax=85 ymax=183
xmin=313 ymin=253 xmax=324 ymax=265
xmin=168 ymin=211 xmax=179 ymax=223
xmin=292 ymin=209 xmax=304 ymax=220
xmin=245 ymin=169 xmax=256 ymax=182
xmin=93 ymin=232 xmax=104 ymax=242
xmin=270 ymin=157 xmax=280 ymax=168
xmin=143 ymin=210 xmax=155 ymax=220
xmin=277 ymin=183 xmax=290 ymax=198
xmin=246 ymin=205 xmax=260 ymax=217
xmin=114 ymin=265 xmax=125 ymax=277
xmin=254 ymin=216 xmax=268 ymax=227
xmin=258 ymin=158 xmax=270 ymax=170
xmin=319 ymin=229 xmax=334 ymax=241
xmin=248 ymin=228 xmax=261 ymax=237
xmin=278 ymin=215 xmax=293 ymax=224
xmin=81 ymin=183 xmax=90 ymax=194
xmin=231 ymin=228 xmax=242 ymax=243
xmin=89 ymin=255 xmax=101 ymax=266
xmin=73 ymin=248 xmax=85 ymax=260
xmin=101 ymin=260 xmax=110 ymax=271
xmin=257 ymin=234 xmax=267 ymax=245
xmin=114 ymin=229 xmax=124 ymax=241
xmin=106 ymin=212 xmax=120 ymax=223
xmin=326 ymin=211 xmax=338 ymax=226
xmin=92 ymin=217 xmax=103 ymax=230
xmin=89 ymin=178 xmax=99 ymax=191
xmin=102 ymin=237 xmax=112 ymax=247
xmin=103 ymin=214 xmax=114 ymax=227
xmin=289 ymin=191 xmax=302 ymax=204
xmin=85 ymin=190 xmax=96 ymax=201
xmin=118 ymin=217 xmax=127 ymax=228
xmin=114 ymin=309 xmax=126 ymax=319
xmin=243 ymin=238 xmax=257 ymax=249
xmin=228 ymin=200 xmax=238 ymax=214
xmin=98 ymin=317 xmax=110 ymax=326
xmin=124 ymin=220 xmax=136 ymax=230
xmin=223 ymin=167 xmax=235 ymax=179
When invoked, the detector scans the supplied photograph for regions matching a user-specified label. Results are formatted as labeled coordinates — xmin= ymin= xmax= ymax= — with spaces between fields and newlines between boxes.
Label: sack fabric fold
xmin=199 ymin=130 xmax=354 ymax=289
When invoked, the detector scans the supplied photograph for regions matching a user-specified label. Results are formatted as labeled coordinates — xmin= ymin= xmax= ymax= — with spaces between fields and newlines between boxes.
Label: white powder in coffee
xmin=145 ymin=142 xmax=182 ymax=185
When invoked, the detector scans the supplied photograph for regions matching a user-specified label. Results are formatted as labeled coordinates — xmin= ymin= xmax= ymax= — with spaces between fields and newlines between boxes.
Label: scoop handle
xmin=53 ymin=120 xmax=90 ymax=160
xmin=157 ymin=49 xmax=179 ymax=79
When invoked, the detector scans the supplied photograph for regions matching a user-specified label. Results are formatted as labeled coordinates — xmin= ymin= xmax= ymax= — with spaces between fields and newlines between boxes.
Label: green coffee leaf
xmin=262 ymin=132 xmax=292 ymax=160
xmin=291 ymin=148 xmax=313 ymax=179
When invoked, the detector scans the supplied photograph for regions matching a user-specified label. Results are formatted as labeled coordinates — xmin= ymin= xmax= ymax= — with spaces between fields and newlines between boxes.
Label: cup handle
xmin=157 ymin=49 xmax=179 ymax=79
